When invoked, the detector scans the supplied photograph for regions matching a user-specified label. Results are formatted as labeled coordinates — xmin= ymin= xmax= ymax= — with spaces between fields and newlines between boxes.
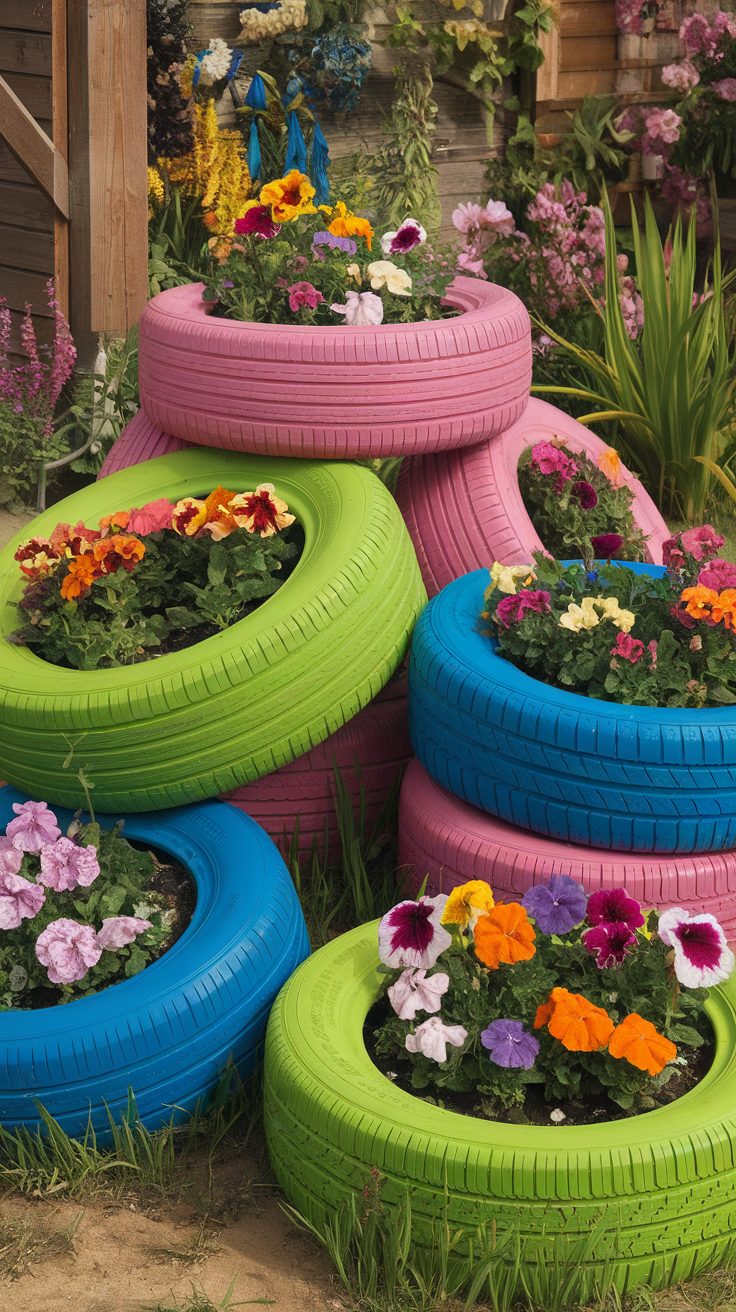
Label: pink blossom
xmin=126 ymin=499 xmax=175 ymax=535
xmin=680 ymin=524 xmax=725 ymax=562
xmin=5 ymin=801 xmax=61 ymax=854
xmin=611 ymin=632 xmax=645 ymax=664
xmin=661 ymin=60 xmax=700 ymax=93
xmin=388 ymin=967 xmax=449 ymax=1020
xmin=35 ymin=918 xmax=102 ymax=985
xmin=642 ymin=107 xmax=682 ymax=153
xmin=648 ymin=639 xmax=658 ymax=669
xmin=457 ymin=251 xmax=488 ymax=278
xmin=287 ymin=281 xmax=324 ymax=314
xmin=405 ymin=1016 xmax=467 ymax=1063
xmin=38 ymin=838 xmax=100 ymax=891
xmin=713 ymin=78 xmax=736 ymax=102
xmin=530 ymin=440 xmax=579 ymax=484
xmin=680 ymin=13 xmax=712 ymax=56
xmin=0 ymin=838 xmax=23 ymax=877
xmin=0 ymin=870 xmax=45 ymax=929
xmin=495 ymin=589 xmax=552 ymax=628
xmin=699 ymin=560 xmax=736 ymax=591
xmin=96 ymin=915 xmax=152 ymax=950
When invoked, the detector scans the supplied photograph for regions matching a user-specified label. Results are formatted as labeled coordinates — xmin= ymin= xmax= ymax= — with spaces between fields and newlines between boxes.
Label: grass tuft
xmin=0 ymin=1207 xmax=83 ymax=1281
xmin=149 ymin=1279 xmax=275 ymax=1310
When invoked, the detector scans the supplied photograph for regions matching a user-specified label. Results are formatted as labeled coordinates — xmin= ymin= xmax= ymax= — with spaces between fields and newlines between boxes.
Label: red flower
xmin=234 ymin=204 xmax=281 ymax=239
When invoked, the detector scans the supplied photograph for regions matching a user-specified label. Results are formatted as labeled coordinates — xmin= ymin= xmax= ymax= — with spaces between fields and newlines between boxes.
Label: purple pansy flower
xmin=5 ymin=801 xmax=61 ymax=854
xmin=522 ymin=875 xmax=587 ymax=935
xmin=35 ymin=918 xmax=102 ymax=985
xmin=582 ymin=921 xmax=637 ymax=968
xmin=0 ymin=870 xmax=45 ymax=929
xmin=378 ymin=895 xmax=451 ymax=969
xmin=38 ymin=838 xmax=100 ymax=892
xmin=586 ymin=887 xmax=644 ymax=931
xmin=388 ymin=967 xmax=449 ymax=1020
xmin=481 ymin=1019 xmax=539 ymax=1069
xmin=312 ymin=230 xmax=358 ymax=255
xmin=657 ymin=907 xmax=735 ymax=988
xmin=96 ymin=915 xmax=152 ymax=950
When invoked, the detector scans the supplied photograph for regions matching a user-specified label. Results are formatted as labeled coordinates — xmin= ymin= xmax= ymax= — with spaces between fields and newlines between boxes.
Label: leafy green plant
xmin=371 ymin=54 xmax=441 ymax=236
xmin=535 ymin=193 xmax=736 ymax=520
xmin=537 ymin=97 xmax=633 ymax=201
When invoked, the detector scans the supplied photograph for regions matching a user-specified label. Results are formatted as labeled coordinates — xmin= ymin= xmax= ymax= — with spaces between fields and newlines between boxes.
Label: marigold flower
xmin=259 ymin=170 xmax=316 ymax=222
xmin=608 ymin=1013 xmax=677 ymax=1076
xmin=534 ymin=986 xmax=614 ymax=1052
xmin=60 ymin=554 xmax=102 ymax=601
xmin=327 ymin=200 xmax=374 ymax=250
xmin=441 ymin=880 xmax=494 ymax=930
xmin=474 ymin=902 xmax=536 ymax=969
xmin=230 ymin=484 xmax=295 ymax=537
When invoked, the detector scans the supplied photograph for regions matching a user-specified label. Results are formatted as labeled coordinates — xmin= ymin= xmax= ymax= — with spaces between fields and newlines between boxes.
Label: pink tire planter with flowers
xmin=136 ymin=278 xmax=532 ymax=460
xmin=399 ymin=760 xmax=736 ymax=935
xmin=396 ymin=398 xmax=669 ymax=595
xmin=99 ymin=410 xmax=185 ymax=477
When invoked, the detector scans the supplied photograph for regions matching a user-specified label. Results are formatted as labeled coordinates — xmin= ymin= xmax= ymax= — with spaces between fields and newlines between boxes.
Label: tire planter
xmin=99 ymin=409 xmax=185 ymax=477
xmin=137 ymin=278 xmax=532 ymax=460
xmin=227 ymin=673 xmax=410 ymax=862
xmin=409 ymin=565 xmax=736 ymax=853
xmin=399 ymin=759 xmax=736 ymax=934
xmin=264 ymin=920 xmax=736 ymax=1294
xmin=395 ymin=398 xmax=669 ymax=596
xmin=0 ymin=787 xmax=309 ymax=1140
xmin=0 ymin=449 xmax=425 ymax=813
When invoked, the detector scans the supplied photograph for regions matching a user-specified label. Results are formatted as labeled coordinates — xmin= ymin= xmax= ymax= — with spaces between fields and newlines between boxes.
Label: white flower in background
xmin=331 ymin=290 xmax=384 ymax=326
xmin=198 ymin=38 xmax=233 ymax=85
xmin=380 ymin=218 xmax=427 ymax=256
xmin=239 ymin=0 xmax=307 ymax=43
xmin=366 ymin=260 xmax=413 ymax=297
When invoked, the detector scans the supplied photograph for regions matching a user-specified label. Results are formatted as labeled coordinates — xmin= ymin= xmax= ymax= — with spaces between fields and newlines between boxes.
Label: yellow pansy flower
xmin=441 ymin=880 xmax=495 ymax=930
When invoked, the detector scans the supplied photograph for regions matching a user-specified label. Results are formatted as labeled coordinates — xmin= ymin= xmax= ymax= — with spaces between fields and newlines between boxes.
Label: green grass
xmin=148 ymin=1281 xmax=275 ymax=1311
xmin=0 ymin=1207 xmax=83 ymax=1281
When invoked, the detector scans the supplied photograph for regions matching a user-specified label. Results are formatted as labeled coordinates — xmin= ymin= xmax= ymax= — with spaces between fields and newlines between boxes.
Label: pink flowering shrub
xmin=0 ymin=280 xmax=77 ymax=508
xmin=0 ymin=799 xmax=179 ymax=1009
xmin=614 ymin=0 xmax=663 ymax=37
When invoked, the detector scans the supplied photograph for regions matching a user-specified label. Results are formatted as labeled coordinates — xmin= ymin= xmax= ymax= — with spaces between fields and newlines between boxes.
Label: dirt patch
xmin=0 ymin=509 xmax=33 ymax=551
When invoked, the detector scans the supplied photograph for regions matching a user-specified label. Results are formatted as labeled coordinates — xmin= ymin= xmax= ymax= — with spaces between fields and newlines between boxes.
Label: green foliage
xmin=370 ymin=57 xmax=441 ymax=238
xmin=59 ymin=328 xmax=140 ymax=476
xmin=538 ymin=97 xmax=633 ymax=201
xmin=0 ymin=402 xmax=67 ymax=511
xmin=536 ymin=194 xmax=736 ymax=521
xmin=305 ymin=0 xmax=368 ymax=33
xmin=519 ymin=441 xmax=646 ymax=562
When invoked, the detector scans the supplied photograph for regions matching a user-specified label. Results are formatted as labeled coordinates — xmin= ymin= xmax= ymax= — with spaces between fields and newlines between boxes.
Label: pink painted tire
xmin=399 ymin=760 xmax=736 ymax=934
xmin=137 ymin=279 xmax=532 ymax=459
xmin=396 ymin=398 xmax=669 ymax=596
xmin=225 ymin=674 xmax=410 ymax=862
xmin=98 ymin=410 xmax=187 ymax=478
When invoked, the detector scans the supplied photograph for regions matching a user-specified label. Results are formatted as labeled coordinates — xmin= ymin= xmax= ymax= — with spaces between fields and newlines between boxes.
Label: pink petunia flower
xmin=713 ymin=78 xmax=736 ymax=102
xmin=38 ymin=838 xmax=100 ymax=892
xmin=287 ymin=281 xmax=324 ymax=313
xmin=698 ymin=560 xmax=736 ymax=591
xmin=35 ymin=918 xmax=102 ymax=985
xmin=5 ymin=801 xmax=61 ymax=854
xmin=680 ymin=524 xmax=725 ymax=562
xmin=388 ymin=967 xmax=449 ymax=1020
xmin=582 ymin=920 xmax=637 ymax=968
xmin=658 ymin=907 xmax=735 ymax=988
xmin=126 ymin=500 xmax=176 ymax=535
xmin=0 ymin=870 xmax=45 ymax=929
xmin=96 ymin=915 xmax=152 ymax=950
xmin=530 ymin=441 xmax=579 ymax=484
xmin=378 ymin=895 xmax=451 ymax=970
xmin=0 ymin=838 xmax=23 ymax=877
xmin=611 ymin=632 xmax=646 ymax=664
xmin=234 ymin=204 xmax=280 ymax=239
xmin=495 ymin=589 xmax=552 ymax=628
xmin=587 ymin=887 xmax=644 ymax=931
xmin=404 ymin=1016 xmax=467 ymax=1063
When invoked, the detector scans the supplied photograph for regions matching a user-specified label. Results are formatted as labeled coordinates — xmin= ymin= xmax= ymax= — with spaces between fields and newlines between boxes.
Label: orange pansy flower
xmin=537 ymin=986 xmax=614 ymax=1052
xmin=99 ymin=510 xmax=130 ymax=534
xmin=327 ymin=201 xmax=374 ymax=250
xmin=710 ymin=588 xmax=736 ymax=631
xmin=597 ymin=447 xmax=623 ymax=487
xmin=608 ymin=1013 xmax=677 ymax=1076
xmin=60 ymin=554 xmax=102 ymax=601
xmin=200 ymin=486 xmax=238 ymax=540
xmin=473 ymin=902 xmax=536 ymax=970
xmin=680 ymin=585 xmax=718 ymax=621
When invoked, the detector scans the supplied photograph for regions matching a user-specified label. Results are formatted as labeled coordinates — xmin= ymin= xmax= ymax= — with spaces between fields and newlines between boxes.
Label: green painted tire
xmin=264 ymin=922 xmax=736 ymax=1295
xmin=0 ymin=451 xmax=425 ymax=812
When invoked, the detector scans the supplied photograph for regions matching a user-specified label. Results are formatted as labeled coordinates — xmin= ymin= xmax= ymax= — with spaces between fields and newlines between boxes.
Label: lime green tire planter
xmin=0 ymin=451 xmax=426 ymax=812
xmin=264 ymin=922 xmax=736 ymax=1296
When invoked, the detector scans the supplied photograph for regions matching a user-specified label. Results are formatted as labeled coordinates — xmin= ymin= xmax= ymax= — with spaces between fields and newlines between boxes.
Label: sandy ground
xmin=0 ymin=508 xmax=33 ymax=550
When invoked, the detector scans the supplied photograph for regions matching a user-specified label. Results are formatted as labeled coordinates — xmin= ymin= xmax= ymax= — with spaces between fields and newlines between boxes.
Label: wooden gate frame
xmin=0 ymin=0 xmax=148 ymax=361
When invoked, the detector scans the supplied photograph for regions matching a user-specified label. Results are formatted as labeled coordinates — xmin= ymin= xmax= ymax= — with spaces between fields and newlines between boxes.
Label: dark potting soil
xmin=23 ymin=845 xmax=196 ymax=1010
xmin=363 ymin=1000 xmax=714 ymax=1128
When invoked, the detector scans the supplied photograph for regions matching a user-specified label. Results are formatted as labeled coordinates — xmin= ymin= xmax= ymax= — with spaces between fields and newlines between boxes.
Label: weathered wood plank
xmin=0 ymin=76 xmax=67 ymax=213
xmin=0 ymin=263 xmax=52 ymax=311
xmin=0 ymin=30 xmax=51 ymax=76
xmin=0 ymin=179 xmax=53 ymax=231
xmin=51 ymin=0 xmax=68 ymax=316
xmin=560 ymin=0 xmax=616 ymax=37
xmin=1 ymin=69 xmax=51 ymax=118
xmin=0 ymin=222 xmax=53 ymax=273
xmin=561 ymin=35 xmax=618 ymax=70
xmin=0 ymin=1 xmax=52 ymax=34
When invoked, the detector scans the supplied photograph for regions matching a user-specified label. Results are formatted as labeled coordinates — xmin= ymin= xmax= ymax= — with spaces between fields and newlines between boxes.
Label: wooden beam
xmin=0 ymin=73 xmax=68 ymax=215
xmin=535 ymin=0 xmax=561 ymax=105
xmin=51 ymin=0 xmax=68 ymax=318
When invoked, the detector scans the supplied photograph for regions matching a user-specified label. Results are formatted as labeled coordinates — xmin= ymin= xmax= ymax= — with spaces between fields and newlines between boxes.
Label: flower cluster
xmin=454 ymin=182 xmax=642 ymax=340
xmin=203 ymin=172 xmax=453 ymax=327
xmin=519 ymin=438 xmax=647 ymax=566
xmin=238 ymin=0 xmax=307 ymax=44
xmin=155 ymin=99 xmax=251 ymax=245
xmin=11 ymin=484 xmax=299 ymax=670
xmin=284 ymin=27 xmax=373 ymax=113
xmin=373 ymin=876 xmax=730 ymax=1118
xmin=0 ymin=800 xmax=172 ymax=1008
xmin=481 ymin=525 xmax=736 ymax=709
xmin=614 ymin=0 xmax=663 ymax=36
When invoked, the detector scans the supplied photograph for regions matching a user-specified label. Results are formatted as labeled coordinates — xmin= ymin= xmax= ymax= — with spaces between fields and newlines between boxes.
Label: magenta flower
xmin=530 ymin=441 xmax=579 ymax=484
xmin=662 ymin=535 xmax=686 ymax=571
xmin=714 ymin=78 xmax=736 ymax=102
xmin=611 ymin=632 xmax=645 ymax=664
xmin=699 ymin=560 xmax=736 ymax=591
xmin=126 ymin=499 xmax=175 ymax=535
xmin=680 ymin=524 xmax=725 ymax=562
xmin=0 ymin=870 xmax=45 ymax=929
xmin=35 ymin=918 xmax=102 ymax=985
xmin=522 ymin=875 xmax=587 ymax=935
xmin=405 ymin=1016 xmax=467 ymax=1063
xmin=587 ymin=887 xmax=644 ymax=931
xmin=38 ymin=838 xmax=100 ymax=891
xmin=591 ymin=533 xmax=624 ymax=560
xmin=658 ymin=907 xmax=735 ymax=988
xmin=378 ymin=895 xmax=451 ymax=969
xmin=96 ymin=915 xmax=152 ymax=950
xmin=0 ymin=838 xmax=23 ymax=877
xmin=234 ymin=204 xmax=280 ymax=239
xmin=582 ymin=921 xmax=637 ymax=968
xmin=572 ymin=480 xmax=598 ymax=510
xmin=481 ymin=1019 xmax=539 ymax=1069
xmin=495 ymin=589 xmax=552 ymax=628
xmin=381 ymin=218 xmax=427 ymax=255
xmin=5 ymin=800 xmax=61 ymax=853
xmin=287 ymin=281 xmax=324 ymax=314
xmin=388 ymin=967 xmax=449 ymax=1020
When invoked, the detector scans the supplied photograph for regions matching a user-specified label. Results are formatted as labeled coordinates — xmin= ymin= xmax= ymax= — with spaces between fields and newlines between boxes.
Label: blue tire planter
xmin=0 ymin=788 xmax=309 ymax=1139
xmin=409 ymin=566 xmax=736 ymax=854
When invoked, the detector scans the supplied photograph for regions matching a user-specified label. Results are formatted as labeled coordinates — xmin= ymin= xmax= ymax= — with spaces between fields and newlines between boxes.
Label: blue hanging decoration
xmin=247 ymin=120 xmax=262 ymax=183
xmin=245 ymin=72 xmax=267 ymax=110
xmin=192 ymin=50 xmax=209 ymax=90
xmin=227 ymin=48 xmax=243 ymax=83
xmin=285 ymin=110 xmax=308 ymax=174
xmin=310 ymin=120 xmax=330 ymax=205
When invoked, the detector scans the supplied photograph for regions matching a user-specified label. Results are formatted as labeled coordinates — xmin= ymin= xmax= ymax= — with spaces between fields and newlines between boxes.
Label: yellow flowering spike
xmin=441 ymin=880 xmax=495 ymax=930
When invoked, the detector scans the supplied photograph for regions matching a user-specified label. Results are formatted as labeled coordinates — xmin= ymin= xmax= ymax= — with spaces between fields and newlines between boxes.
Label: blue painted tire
xmin=0 ymin=788 xmax=309 ymax=1139
xmin=409 ymin=566 xmax=736 ymax=854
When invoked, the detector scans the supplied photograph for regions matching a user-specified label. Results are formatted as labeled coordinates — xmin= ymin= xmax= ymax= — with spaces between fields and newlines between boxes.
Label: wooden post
xmin=67 ymin=0 xmax=148 ymax=361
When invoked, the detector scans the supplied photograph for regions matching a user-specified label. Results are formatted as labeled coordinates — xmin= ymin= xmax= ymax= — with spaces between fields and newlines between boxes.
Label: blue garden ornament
xmin=245 ymin=72 xmax=267 ymax=109
xmin=227 ymin=48 xmax=244 ymax=82
xmin=310 ymin=120 xmax=330 ymax=205
xmin=285 ymin=110 xmax=308 ymax=173
xmin=247 ymin=119 xmax=262 ymax=183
